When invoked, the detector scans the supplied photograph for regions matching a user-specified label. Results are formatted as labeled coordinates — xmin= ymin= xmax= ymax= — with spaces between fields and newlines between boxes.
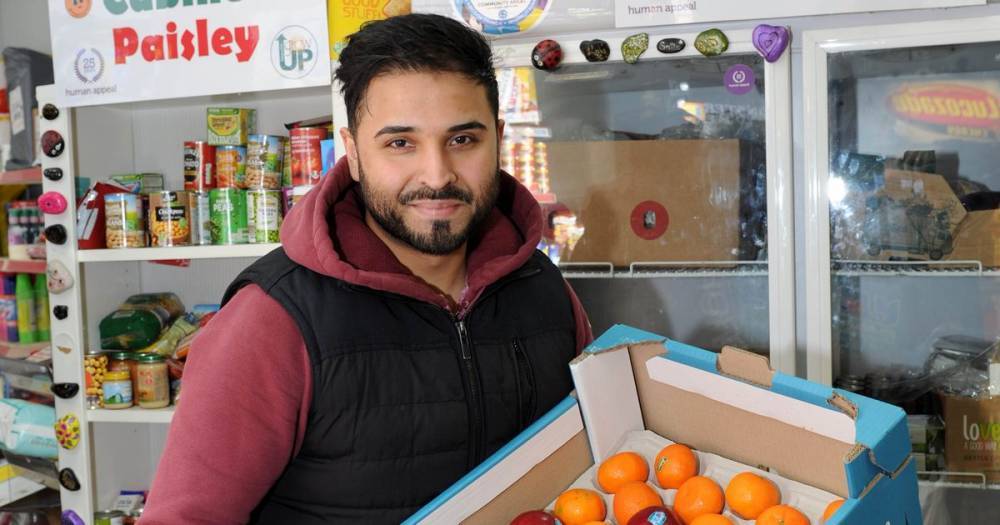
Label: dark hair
xmin=335 ymin=13 xmax=499 ymax=132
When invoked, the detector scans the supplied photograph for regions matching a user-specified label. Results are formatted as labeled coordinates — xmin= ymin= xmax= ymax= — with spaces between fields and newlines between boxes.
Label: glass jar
xmin=109 ymin=351 xmax=140 ymax=398
xmin=102 ymin=370 xmax=133 ymax=410
xmin=136 ymin=354 xmax=170 ymax=409
xmin=83 ymin=350 xmax=108 ymax=409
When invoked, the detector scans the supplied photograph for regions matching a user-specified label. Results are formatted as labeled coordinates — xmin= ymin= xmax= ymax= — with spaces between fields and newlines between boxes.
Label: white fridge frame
xmin=802 ymin=16 xmax=1000 ymax=384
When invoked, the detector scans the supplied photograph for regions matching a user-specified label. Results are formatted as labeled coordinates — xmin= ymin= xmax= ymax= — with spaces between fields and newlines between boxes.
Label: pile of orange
xmin=521 ymin=443 xmax=849 ymax=525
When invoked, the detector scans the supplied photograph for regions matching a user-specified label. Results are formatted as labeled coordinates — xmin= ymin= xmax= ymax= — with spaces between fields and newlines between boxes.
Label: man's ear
xmin=339 ymin=127 xmax=361 ymax=182
xmin=496 ymin=118 xmax=506 ymax=150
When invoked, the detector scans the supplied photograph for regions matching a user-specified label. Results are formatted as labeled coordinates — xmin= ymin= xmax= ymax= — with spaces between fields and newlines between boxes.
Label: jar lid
xmin=104 ymin=370 xmax=130 ymax=381
xmin=136 ymin=353 xmax=166 ymax=363
xmin=84 ymin=349 xmax=106 ymax=357
xmin=109 ymin=351 xmax=134 ymax=360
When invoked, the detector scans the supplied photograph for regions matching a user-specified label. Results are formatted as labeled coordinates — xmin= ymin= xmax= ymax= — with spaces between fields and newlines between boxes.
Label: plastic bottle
xmin=15 ymin=274 xmax=36 ymax=344
xmin=0 ymin=274 xmax=15 ymax=342
xmin=34 ymin=273 xmax=49 ymax=342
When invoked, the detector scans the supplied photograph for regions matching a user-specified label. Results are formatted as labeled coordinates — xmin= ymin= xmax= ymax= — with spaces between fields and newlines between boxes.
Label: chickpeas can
xmin=247 ymin=190 xmax=282 ymax=244
xmin=189 ymin=191 xmax=211 ymax=246
xmin=209 ymin=188 xmax=248 ymax=245
xmin=104 ymin=193 xmax=146 ymax=249
xmin=147 ymin=191 xmax=191 ymax=247
xmin=245 ymin=134 xmax=284 ymax=190
xmin=216 ymin=145 xmax=247 ymax=188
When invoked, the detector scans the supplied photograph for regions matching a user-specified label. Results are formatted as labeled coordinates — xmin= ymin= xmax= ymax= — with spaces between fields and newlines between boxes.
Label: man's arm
xmin=142 ymin=285 xmax=312 ymax=524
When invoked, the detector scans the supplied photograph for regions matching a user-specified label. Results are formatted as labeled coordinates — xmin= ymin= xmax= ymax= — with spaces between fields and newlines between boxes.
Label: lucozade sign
xmin=48 ymin=0 xmax=330 ymax=107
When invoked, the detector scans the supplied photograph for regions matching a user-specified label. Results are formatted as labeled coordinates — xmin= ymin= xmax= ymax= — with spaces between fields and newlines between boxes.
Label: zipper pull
xmin=456 ymin=320 xmax=471 ymax=360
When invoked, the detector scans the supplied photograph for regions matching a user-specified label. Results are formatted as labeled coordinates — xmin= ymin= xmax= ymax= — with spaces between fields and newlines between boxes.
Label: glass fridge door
xmin=491 ymin=28 xmax=794 ymax=371
xmin=805 ymin=18 xmax=1000 ymax=519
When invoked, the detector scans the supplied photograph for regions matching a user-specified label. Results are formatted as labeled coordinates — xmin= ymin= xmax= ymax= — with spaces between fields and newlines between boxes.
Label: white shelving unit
xmin=77 ymin=244 xmax=280 ymax=263
xmin=86 ymin=407 xmax=175 ymax=424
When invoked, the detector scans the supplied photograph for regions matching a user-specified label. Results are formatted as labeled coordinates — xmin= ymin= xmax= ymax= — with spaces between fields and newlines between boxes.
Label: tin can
xmin=209 ymin=188 xmax=248 ymax=245
xmin=95 ymin=510 xmax=125 ymax=525
xmin=245 ymin=134 xmax=284 ymax=190
xmin=247 ymin=190 xmax=283 ymax=244
xmin=282 ymin=139 xmax=292 ymax=188
xmin=147 ymin=191 xmax=191 ymax=247
xmin=189 ymin=191 xmax=211 ymax=246
xmin=283 ymin=185 xmax=315 ymax=216
xmin=104 ymin=193 xmax=146 ymax=248
xmin=216 ymin=145 xmax=247 ymax=188
xmin=183 ymin=141 xmax=216 ymax=191
xmin=290 ymin=127 xmax=327 ymax=187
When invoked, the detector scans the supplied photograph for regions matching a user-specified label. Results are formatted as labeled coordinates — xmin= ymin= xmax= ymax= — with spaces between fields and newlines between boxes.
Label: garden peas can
xmin=208 ymin=188 xmax=247 ymax=245
xmin=247 ymin=190 xmax=282 ymax=244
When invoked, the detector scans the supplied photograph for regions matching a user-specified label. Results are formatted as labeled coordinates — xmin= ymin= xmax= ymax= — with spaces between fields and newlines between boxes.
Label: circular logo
xmin=724 ymin=64 xmax=755 ymax=96
xmin=73 ymin=48 xmax=104 ymax=84
xmin=271 ymin=25 xmax=318 ymax=80
xmin=630 ymin=201 xmax=669 ymax=240
xmin=65 ymin=0 xmax=91 ymax=18
xmin=453 ymin=0 xmax=551 ymax=35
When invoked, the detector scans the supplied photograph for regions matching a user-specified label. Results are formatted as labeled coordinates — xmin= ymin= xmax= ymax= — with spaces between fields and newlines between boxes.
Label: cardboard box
xmin=947 ymin=209 xmax=1000 ymax=267
xmin=547 ymin=140 xmax=765 ymax=267
xmin=941 ymin=394 xmax=1000 ymax=483
xmin=406 ymin=326 xmax=921 ymax=524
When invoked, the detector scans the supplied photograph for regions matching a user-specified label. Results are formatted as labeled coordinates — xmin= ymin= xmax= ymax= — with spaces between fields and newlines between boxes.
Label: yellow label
xmin=329 ymin=0 xmax=412 ymax=60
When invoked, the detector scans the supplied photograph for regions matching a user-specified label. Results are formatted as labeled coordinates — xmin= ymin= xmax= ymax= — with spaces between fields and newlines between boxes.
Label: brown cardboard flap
xmin=464 ymin=431 xmax=593 ymax=524
xmin=718 ymin=345 xmax=774 ymax=388
xmin=628 ymin=342 xmax=854 ymax=497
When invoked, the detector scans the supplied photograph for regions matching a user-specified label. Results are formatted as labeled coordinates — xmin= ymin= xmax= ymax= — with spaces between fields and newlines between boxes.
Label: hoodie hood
xmin=280 ymin=156 xmax=544 ymax=313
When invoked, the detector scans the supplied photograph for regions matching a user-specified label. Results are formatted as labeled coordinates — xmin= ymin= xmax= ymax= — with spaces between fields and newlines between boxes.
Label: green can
xmin=95 ymin=510 xmax=125 ymax=525
xmin=209 ymin=188 xmax=248 ymax=245
xmin=247 ymin=190 xmax=283 ymax=244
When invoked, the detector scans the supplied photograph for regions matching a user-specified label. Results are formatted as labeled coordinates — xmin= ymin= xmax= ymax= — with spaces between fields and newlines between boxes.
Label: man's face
xmin=341 ymin=71 xmax=504 ymax=255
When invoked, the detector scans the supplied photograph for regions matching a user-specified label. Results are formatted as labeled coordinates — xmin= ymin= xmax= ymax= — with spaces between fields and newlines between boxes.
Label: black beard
xmin=358 ymin=160 xmax=501 ymax=256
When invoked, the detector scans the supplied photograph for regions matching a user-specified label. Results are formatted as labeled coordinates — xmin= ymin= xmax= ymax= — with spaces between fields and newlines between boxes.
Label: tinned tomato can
xmin=183 ymin=141 xmax=216 ymax=191
xmin=289 ymin=127 xmax=328 ymax=187
xmin=216 ymin=145 xmax=246 ymax=189
xmin=147 ymin=191 xmax=191 ymax=247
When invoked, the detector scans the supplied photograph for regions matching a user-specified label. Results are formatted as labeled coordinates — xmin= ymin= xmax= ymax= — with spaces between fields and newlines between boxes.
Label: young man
xmin=143 ymin=13 xmax=591 ymax=524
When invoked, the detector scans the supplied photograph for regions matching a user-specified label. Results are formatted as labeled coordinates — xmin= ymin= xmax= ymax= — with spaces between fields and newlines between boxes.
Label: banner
xmin=48 ymin=0 xmax=331 ymax=107
xmin=614 ymin=0 xmax=985 ymax=28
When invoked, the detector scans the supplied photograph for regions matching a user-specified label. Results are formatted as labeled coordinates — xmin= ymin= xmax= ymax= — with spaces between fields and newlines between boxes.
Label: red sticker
xmin=630 ymin=201 xmax=669 ymax=240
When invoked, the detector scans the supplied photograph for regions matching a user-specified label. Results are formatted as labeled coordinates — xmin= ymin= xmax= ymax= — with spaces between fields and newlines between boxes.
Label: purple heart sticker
xmin=752 ymin=24 xmax=790 ymax=63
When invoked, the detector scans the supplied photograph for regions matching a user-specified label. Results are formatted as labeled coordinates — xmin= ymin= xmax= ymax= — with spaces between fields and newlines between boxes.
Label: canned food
xmin=104 ymin=193 xmax=146 ymax=248
xmin=209 ymin=188 xmax=248 ymax=245
xmin=282 ymin=139 xmax=292 ymax=188
xmin=189 ymin=191 xmax=211 ymax=246
xmin=216 ymin=145 xmax=247 ymax=188
xmin=148 ymin=191 xmax=191 ymax=247
xmin=283 ymin=185 xmax=315 ymax=215
xmin=290 ymin=127 xmax=327 ymax=187
xmin=95 ymin=510 xmax=125 ymax=525
xmin=246 ymin=134 xmax=284 ymax=190
xmin=84 ymin=350 xmax=108 ymax=409
xmin=183 ymin=141 xmax=216 ymax=191
xmin=247 ymin=190 xmax=283 ymax=244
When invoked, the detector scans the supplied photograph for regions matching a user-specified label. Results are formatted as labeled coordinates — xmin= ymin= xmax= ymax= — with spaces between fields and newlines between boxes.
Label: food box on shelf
xmin=405 ymin=325 xmax=921 ymax=525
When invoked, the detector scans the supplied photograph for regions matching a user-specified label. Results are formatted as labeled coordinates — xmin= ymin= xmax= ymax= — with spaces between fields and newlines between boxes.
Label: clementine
xmin=822 ymin=499 xmax=844 ymax=523
xmin=690 ymin=515 xmax=734 ymax=525
xmin=673 ymin=476 xmax=724 ymax=524
xmin=756 ymin=504 xmax=810 ymax=525
xmin=613 ymin=481 xmax=664 ymax=525
xmin=725 ymin=472 xmax=781 ymax=519
xmin=553 ymin=488 xmax=606 ymax=525
xmin=653 ymin=443 xmax=699 ymax=490
xmin=597 ymin=451 xmax=650 ymax=494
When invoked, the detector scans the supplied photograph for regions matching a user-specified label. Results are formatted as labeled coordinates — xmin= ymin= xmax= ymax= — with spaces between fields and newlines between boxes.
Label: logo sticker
xmin=724 ymin=64 xmax=754 ymax=96
xmin=271 ymin=25 xmax=318 ymax=80
xmin=73 ymin=48 xmax=104 ymax=84
xmin=65 ymin=0 xmax=91 ymax=18
xmin=452 ymin=0 xmax=551 ymax=35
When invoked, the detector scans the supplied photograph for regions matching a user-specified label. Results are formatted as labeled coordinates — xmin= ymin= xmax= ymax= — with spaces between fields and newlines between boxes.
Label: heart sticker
xmin=752 ymin=24 xmax=790 ymax=63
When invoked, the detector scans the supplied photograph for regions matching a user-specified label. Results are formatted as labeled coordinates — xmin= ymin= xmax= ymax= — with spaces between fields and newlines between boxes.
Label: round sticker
xmin=725 ymin=64 xmax=755 ymax=95
xmin=65 ymin=0 xmax=92 ymax=19
xmin=453 ymin=0 xmax=551 ymax=35
xmin=630 ymin=201 xmax=669 ymax=240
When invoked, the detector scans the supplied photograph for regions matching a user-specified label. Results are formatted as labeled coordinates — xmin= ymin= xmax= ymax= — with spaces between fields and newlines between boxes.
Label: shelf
xmin=0 ymin=342 xmax=51 ymax=360
xmin=87 ymin=406 xmax=174 ymax=424
xmin=560 ymin=261 xmax=769 ymax=279
xmin=0 ymin=167 xmax=41 ymax=185
xmin=0 ymin=258 xmax=46 ymax=274
xmin=832 ymin=260 xmax=1000 ymax=277
xmin=77 ymin=243 xmax=280 ymax=262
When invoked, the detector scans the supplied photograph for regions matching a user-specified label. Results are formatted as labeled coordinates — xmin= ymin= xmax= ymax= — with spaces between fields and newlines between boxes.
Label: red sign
xmin=890 ymin=83 xmax=1000 ymax=130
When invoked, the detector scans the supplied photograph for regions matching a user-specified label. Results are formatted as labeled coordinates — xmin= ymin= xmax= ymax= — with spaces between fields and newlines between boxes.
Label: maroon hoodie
xmin=141 ymin=158 xmax=592 ymax=524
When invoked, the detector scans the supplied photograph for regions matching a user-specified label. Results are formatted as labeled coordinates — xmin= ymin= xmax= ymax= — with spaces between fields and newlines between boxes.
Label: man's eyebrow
xmin=448 ymin=121 xmax=487 ymax=132
xmin=374 ymin=125 xmax=415 ymax=138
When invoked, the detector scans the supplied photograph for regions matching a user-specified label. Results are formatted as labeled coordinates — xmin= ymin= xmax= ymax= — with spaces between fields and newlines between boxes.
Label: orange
xmin=653 ymin=443 xmax=699 ymax=490
xmin=597 ymin=451 xmax=650 ymax=494
xmin=822 ymin=499 xmax=845 ymax=523
xmin=673 ymin=476 xmax=724 ymax=524
xmin=553 ymin=488 xmax=606 ymax=525
xmin=690 ymin=516 xmax=734 ymax=525
xmin=725 ymin=472 xmax=781 ymax=519
xmin=756 ymin=505 xmax=811 ymax=525
xmin=581 ymin=522 xmax=608 ymax=525
xmin=612 ymin=481 xmax=664 ymax=525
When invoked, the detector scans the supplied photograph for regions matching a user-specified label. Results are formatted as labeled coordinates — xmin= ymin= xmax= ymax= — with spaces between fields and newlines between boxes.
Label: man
xmin=143 ymin=13 xmax=591 ymax=524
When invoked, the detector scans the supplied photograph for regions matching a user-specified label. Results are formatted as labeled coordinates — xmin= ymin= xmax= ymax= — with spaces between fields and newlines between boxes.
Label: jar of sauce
xmin=136 ymin=354 xmax=169 ymax=409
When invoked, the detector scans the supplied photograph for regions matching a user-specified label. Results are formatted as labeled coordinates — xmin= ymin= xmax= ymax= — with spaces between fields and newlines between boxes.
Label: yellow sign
xmin=328 ymin=0 xmax=411 ymax=60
